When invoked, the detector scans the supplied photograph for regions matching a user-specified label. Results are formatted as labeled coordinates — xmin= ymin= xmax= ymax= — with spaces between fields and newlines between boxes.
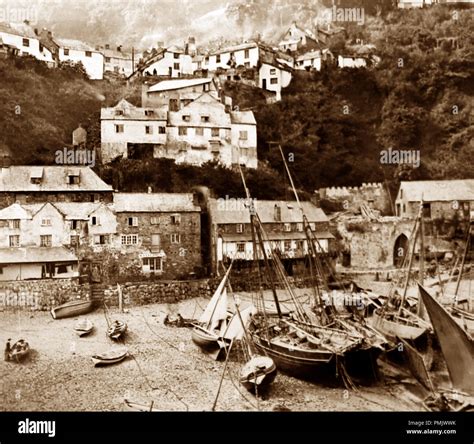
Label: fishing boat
xmin=192 ymin=264 xmax=233 ymax=353
xmin=51 ymin=299 xmax=94 ymax=320
xmin=371 ymin=307 xmax=427 ymax=341
xmin=8 ymin=339 xmax=30 ymax=362
xmin=74 ymin=319 xmax=94 ymax=337
xmin=237 ymin=158 xmax=382 ymax=382
xmin=92 ymin=348 xmax=128 ymax=366
xmin=240 ymin=355 xmax=277 ymax=392
xmin=107 ymin=320 xmax=127 ymax=340
xmin=123 ymin=399 xmax=161 ymax=412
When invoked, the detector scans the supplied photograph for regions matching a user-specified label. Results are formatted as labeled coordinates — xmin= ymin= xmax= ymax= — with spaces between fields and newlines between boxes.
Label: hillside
xmin=0 ymin=5 xmax=472 ymax=199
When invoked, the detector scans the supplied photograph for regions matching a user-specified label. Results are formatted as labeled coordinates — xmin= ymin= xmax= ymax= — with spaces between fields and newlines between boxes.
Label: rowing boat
xmin=74 ymin=319 xmax=94 ymax=337
xmin=51 ymin=299 xmax=94 ymax=320
xmin=92 ymin=348 xmax=128 ymax=366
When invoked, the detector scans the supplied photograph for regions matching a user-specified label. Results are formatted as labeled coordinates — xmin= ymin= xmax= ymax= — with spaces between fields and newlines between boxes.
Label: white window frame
xmin=142 ymin=257 xmax=163 ymax=273
xmin=121 ymin=234 xmax=139 ymax=245
xmin=284 ymin=223 xmax=291 ymax=232
xmin=236 ymin=223 xmax=243 ymax=233
xmin=9 ymin=235 xmax=20 ymax=247
xmin=128 ymin=216 xmax=138 ymax=227
xmin=41 ymin=218 xmax=52 ymax=227
xmin=40 ymin=235 xmax=52 ymax=247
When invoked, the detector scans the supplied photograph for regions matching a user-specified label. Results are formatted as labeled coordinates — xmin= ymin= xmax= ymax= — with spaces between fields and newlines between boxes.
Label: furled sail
xmin=224 ymin=305 xmax=255 ymax=341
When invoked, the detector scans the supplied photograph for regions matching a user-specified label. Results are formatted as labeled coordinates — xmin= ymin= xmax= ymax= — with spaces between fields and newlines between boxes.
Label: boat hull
xmin=370 ymin=309 xmax=427 ymax=341
xmin=191 ymin=325 xmax=220 ymax=351
xmin=240 ymin=355 xmax=277 ymax=392
xmin=51 ymin=300 xmax=93 ymax=320
xmin=92 ymin=350 xmax=128 ymax=367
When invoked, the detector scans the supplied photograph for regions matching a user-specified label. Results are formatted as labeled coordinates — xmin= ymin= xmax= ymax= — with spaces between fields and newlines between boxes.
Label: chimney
xmin=105 ymin=43 xmax=110 ymax=50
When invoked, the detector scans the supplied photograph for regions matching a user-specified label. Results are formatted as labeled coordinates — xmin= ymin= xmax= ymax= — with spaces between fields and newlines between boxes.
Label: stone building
xmin=111 ymin=193 xmax=202 ymax=280
xmin=319 ymin=182 xmax=392 ymax=215
xmin=0 ymin=165 xmax=113 ymax=209
xmin=395 ymin=180 xmax=474 ymax=220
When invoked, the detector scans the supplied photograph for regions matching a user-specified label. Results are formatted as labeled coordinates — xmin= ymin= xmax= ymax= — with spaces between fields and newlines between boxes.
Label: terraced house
xmin=208 ymin=199 xmax=334 ymax=275
xmin=112 ymin=193 xmax=202 ymax=280
xmin=0 ymin=165 xmax=114 ymax=209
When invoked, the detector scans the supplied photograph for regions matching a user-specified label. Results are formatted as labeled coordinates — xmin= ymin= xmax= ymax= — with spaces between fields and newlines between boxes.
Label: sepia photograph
xmin=0 ymin=0 xmax=473 ymax=439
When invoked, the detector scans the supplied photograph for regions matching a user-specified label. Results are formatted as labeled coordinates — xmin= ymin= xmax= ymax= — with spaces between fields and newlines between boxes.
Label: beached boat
xmin=192 ymin=264 xmax=233 ymax=353
xmin=240 ymin=355 xmax=277 ymax=392
xmin=51 ymin=299 xmax=94 ymax=320
xmin=74 ymin=319 xmax=94 ymax=337
xmin=107 ymin=320 xmax=127 ymax=340
xmin=123 ymin=399 xmax=161 ymax=412
xmin=92 ymin=348 xmax=128 ymax=366
xmin=8 ymin=339 xmax=30 ymax=362
xmin=370 ymin=308 xmax=427 ymax=341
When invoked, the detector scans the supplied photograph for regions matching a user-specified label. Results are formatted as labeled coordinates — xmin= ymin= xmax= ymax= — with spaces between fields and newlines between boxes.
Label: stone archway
xmin=393 ymin=234 xmax=409 ymax=268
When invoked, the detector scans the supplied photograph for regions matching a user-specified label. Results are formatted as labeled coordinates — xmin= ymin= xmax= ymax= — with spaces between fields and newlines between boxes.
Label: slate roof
xmin=113 ymin=193 xmax=200 ymax=212
xmin=398 ymin=180 xmax=474 ymax=202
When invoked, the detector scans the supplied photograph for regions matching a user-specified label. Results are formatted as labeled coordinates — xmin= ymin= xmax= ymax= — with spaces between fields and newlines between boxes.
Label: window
xmin=270 ymin=78 xmax=278 ymax=84
xmin=151 ymin=216 xmax=160 ymax=225
xmin=63 ymin=48 xmax=70 ymax=56
xmin=22 ymin=38 xmax=29 ymax=47
xmin=171 ymin=233 xmax=181 ymax=244
xmin=145 ymin=110 xmax=154 ymax=116
xmin=270 ymin=68 xmax=277 ymax=75
xmin=211 ymin=128 xmax=219 ymax=137
xmin=216 ymin=54 xmax=221 ymax=63
xmin=105 ymin=57 xmax=111 ymax=63
xmin=151 ymin=234 xmax=160 ymax=246
xmin=70 ymin=235 xmax=79 ymax=246
xmin=296 ymin=240 xmax=304 ymax=251
xmin=244 ymin=49 xmax=250 ymax=58
xmin=182 ymin=115 xmax=191 ymax=122
xmin=171 ymin=214 xmax=181 ymax=225
xmin=236 ymin=223 xmax=243 ymax=233
xmin=402 ymin=204 xmax=406 ymax=214
xmin=10 ymin=219 xmax=20 ymax=229
xmin=91 ymin=216 xmax=100 ymax=226
xmin=9 ymin=235 xmax=20 ymax=247
xmin=158 ymin=126 xmax=166 ymax=134
xmin=115 ymin=124 xmax=124 ymax=133
xmin=423 ymin=203 xmax=431 ymax=219
xmin=68 ymin=175 xmax=80 ymax=185
xmin=70 ymin=219 xmax=79 ymax=230
xmin=41 ymin=218 xmax=51 ymax=227
xmin=85 ymin=51 xmax=92 ymax=57
xmin=297 ymin=223 xmax=303 ymax=232
xmin=203 ymin=83 xmax=210 ymax=92
xmin=284 ymin=240 xmax=291 ymax=251
xmin=201 ymin=115 xmax=210 ymax=123
xmin=145 ymin=125 xmax=153 ymax=134
xmin=142 ymin=257 xmax=163 ymax=273
xmin=196 ymin=127 xmax=204 ymax=136
xmin=284 ymin=223 xmax=291 ymax=232
xmin=128 ymin=217 xmax=138 ymax=227
xmin=237 ymin=243 xmax=245 ymax=253
xmin=121 ymin=234 xmax=139 ymax=245
xmin=179 ymin=127 xmax=187 ymax=136
xmin=174 ymin=53 xmax=179 ymax=59
xmin=173 ymin=63 xmax=180 ymax=70
xmin=0 ymin=266 xmax=3 ymax=274
xmin=115 ymin=110 xmax=124 ymax=116
xmin=94 ymin=235 xmax=109 ymax=245
xmin=40 ymin=235 xmax=52 ymax=247
xmin=239 ymin=131 xmax=248 ymax=141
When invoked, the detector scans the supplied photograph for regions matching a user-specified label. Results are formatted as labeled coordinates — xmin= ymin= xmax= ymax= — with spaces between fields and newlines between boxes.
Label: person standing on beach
xmin=4 ymin=338 xmax=11 ymax=361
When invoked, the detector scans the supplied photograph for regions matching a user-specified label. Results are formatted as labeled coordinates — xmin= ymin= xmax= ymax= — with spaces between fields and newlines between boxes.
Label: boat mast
xmin=454 ymin=224 xmax=472 ymax=303
xmin=238 ymin=165 xmax=283 ymax=318
xmin=418 ymin=197 xmax=426 ymax=318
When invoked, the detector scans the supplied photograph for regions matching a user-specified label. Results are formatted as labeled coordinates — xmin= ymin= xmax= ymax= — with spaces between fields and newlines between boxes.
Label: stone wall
xmin=0 ymin=278 xmax=91 ymax=311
